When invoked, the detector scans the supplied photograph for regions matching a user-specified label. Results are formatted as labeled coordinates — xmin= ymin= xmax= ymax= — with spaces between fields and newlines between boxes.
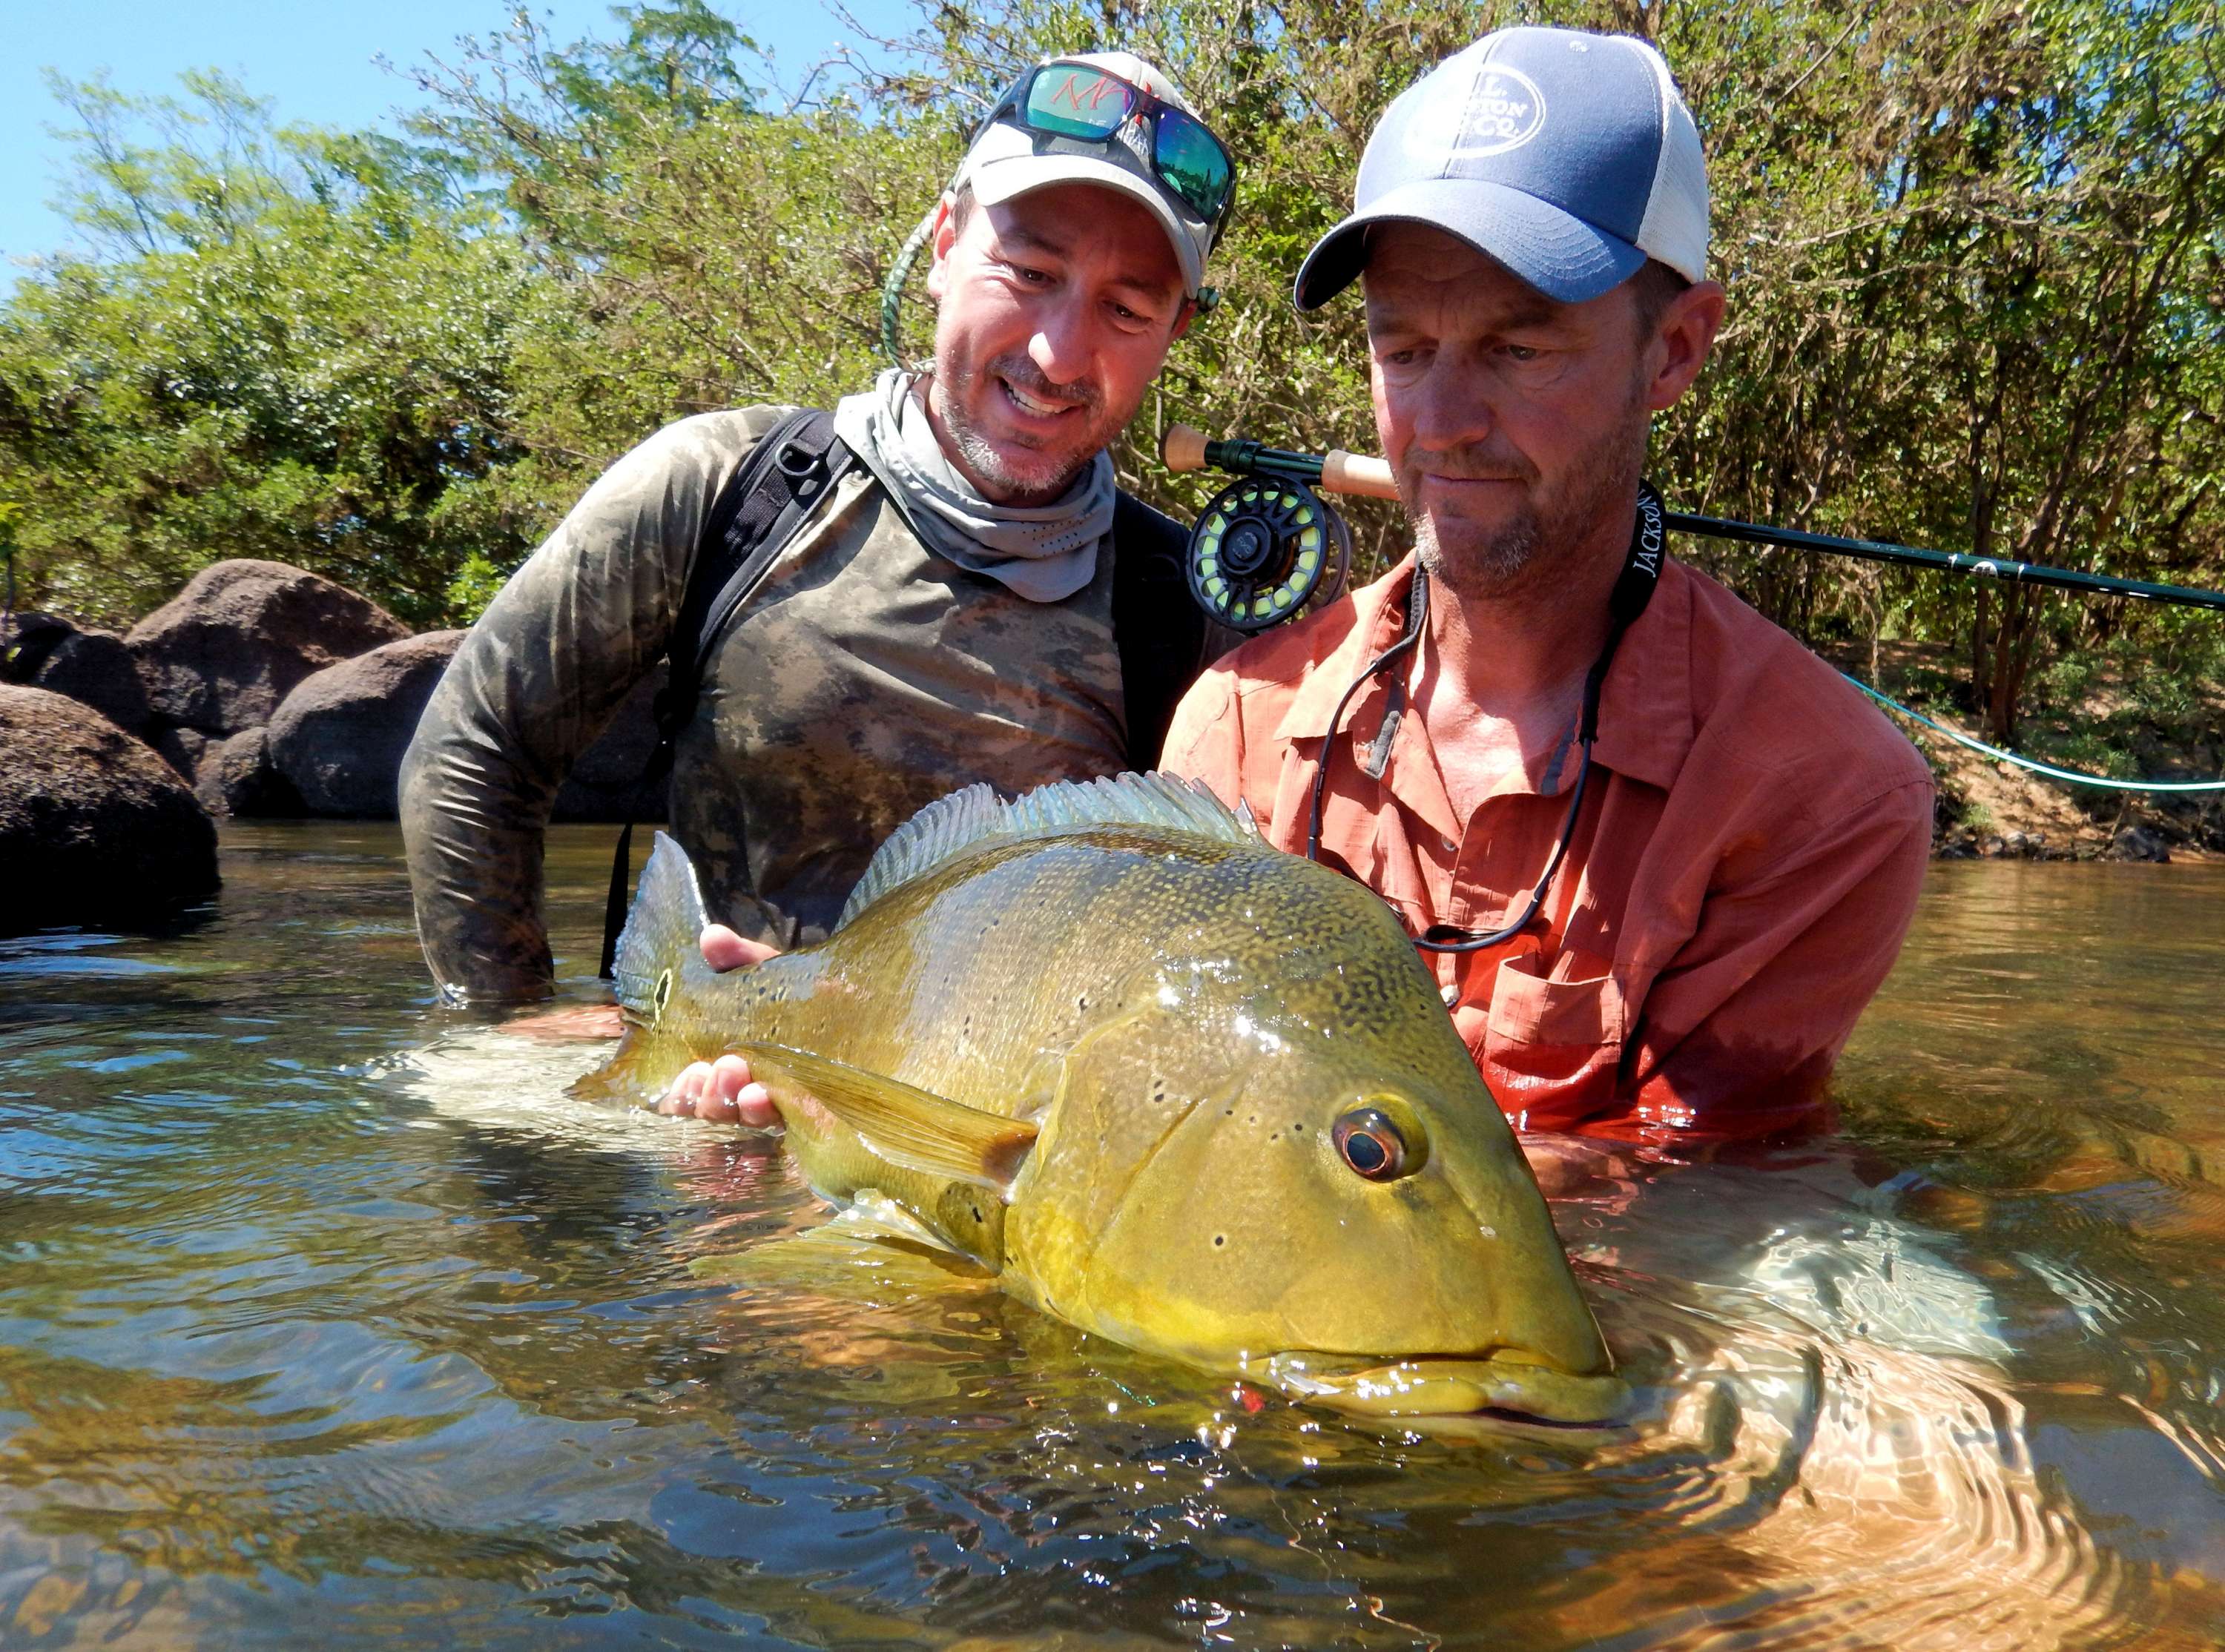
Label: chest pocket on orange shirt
xmin=1466 ymin=950 xmax=1625 ymax=1126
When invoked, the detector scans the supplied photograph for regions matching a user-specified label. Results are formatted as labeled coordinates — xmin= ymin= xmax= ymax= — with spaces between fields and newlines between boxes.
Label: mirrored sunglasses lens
xmin=1024 ymin=65 xmax=1135 ymax=138
xmin=1152 ymin=108 xmax=1231 ymax=220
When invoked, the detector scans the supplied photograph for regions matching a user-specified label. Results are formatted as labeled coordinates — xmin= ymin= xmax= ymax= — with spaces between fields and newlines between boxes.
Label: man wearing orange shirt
xmin=1160 ymin=27 xmax=1934 ymax=1147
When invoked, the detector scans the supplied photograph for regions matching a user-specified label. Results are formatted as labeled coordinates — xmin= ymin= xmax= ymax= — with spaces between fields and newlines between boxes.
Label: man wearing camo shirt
xmin=401 ymin=53 xmax=1237 ymax=1008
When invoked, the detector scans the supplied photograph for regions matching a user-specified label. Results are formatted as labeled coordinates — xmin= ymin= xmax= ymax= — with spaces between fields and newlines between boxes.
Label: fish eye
xmin=1333 ymin=1107 xmax=1413 ymax=1182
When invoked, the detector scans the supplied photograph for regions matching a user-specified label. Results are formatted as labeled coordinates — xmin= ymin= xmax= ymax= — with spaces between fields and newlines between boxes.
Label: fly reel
xmin=1186 ymin=473 xmax=1353 ymax=632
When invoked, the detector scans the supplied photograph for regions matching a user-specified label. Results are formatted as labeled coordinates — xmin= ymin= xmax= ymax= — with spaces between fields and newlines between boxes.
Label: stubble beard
xmin=1411 ymin=384 xmax=1652 ymax=604
xmin=933 ymin=350 xmax=1120 ymax=505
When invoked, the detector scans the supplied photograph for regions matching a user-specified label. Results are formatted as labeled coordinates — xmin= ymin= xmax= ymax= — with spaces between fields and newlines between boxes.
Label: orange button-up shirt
xmin=1161 ymin=555 xmax=1934 ymax=1146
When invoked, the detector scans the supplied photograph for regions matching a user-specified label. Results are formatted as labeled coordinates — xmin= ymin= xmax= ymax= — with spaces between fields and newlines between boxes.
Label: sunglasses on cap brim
xmin=978 ymin=60 xmax=1237 ymax=237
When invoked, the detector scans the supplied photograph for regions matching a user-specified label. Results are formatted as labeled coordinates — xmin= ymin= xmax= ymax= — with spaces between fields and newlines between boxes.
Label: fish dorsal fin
xmin=836 ymin=782 xmax=1005 ymax=929
xmin=1003 ymin=771 xmax=1258 ymax=842
xmin=734 ymin=1042 xmax=1038 ymax=1192
xmin=837 ymin=771 xmax=1255 ymax=928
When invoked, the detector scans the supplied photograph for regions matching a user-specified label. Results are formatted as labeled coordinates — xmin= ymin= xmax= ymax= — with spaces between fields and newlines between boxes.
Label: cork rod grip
xmin=1161 ymin=423 xmax=1210 ymax=473
xmin=1319 ymin=449 xmax=1399 ymax=501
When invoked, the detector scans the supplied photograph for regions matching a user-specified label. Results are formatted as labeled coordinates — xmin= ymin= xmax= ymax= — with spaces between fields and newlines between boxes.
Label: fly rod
xmin=1160 ymin=423 xmax=2225 ymax=615
xmin=1160 ymin=422 xmax=2225 ymax=793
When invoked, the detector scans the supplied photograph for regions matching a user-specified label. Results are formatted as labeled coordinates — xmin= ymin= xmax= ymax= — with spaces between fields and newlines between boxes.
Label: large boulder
xmin=0 ymin=685 xmax=220 ymax=933
xmin=3 ymin=610 xmax=78 ymax=682
xmin=30 ymin=625 xmax=154 ymax=736
xmin=195 ymin=727 xmax=303 ymax=819
xmin=553 ymin=675 xmax=671 ymax=823
xmin=126 ymin=560 xmax=410 ymax=736
xmin=2112 ymin=824 xmax=2172 ymax=862
xmin=268 ymin=631 xmax=464 ymax=817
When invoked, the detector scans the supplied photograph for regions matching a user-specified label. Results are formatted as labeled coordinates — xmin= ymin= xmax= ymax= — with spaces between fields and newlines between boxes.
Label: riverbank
xmin=10 ymin=569 xmax=2218 ymax=870
xmin=1829 ymin=639 xmax=2224 ymax=863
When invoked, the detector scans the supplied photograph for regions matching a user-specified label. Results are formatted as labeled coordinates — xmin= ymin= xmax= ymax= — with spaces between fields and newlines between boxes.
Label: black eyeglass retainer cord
xmin=1302 ymin=483 xmax=1667 ymax=956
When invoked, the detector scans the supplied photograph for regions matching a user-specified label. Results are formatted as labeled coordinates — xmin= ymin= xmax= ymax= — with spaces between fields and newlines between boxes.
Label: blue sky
xmin=1 ymin=0 xmax=923 ymax=278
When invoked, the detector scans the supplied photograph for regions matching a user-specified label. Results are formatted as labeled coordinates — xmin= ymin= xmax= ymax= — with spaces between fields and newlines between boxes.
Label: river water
xmin=3 ymin=824 xmax=2223 ymax=1649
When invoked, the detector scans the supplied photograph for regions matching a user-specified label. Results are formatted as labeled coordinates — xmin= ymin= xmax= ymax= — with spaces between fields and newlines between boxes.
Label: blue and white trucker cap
xmin=1293 ymin=27 xmax=1708 ymax=310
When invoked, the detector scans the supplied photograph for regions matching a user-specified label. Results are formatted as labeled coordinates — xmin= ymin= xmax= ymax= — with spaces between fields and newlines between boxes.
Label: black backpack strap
xmin=599 ymin=407 xmax=852 ymax=978
xmin=1112 ymin=489 xmax=1222 ymax=769
xmin=654 ymin=407 xmax=852 ymax=771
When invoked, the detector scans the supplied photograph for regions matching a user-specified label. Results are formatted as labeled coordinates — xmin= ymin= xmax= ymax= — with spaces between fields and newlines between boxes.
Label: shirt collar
xmin=1586 ymin=557 xmax=1695 ymax=793
xmin=1272 ymin=555 xmax=1423 ymax=744
xmin=1270 ymin=552 xmax=1699 ymax=813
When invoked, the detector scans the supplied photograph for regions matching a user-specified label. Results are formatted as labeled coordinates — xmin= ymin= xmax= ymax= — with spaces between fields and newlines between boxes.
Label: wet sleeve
xmin=1618 ymin=773 xmax=1934 ymax=1138
xmin=398 ymin=409 xmax=779 ymax=1003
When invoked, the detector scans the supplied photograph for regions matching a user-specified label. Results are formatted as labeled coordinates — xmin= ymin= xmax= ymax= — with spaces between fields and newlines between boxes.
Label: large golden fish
xmin=581 ymin=773 xmax=1624 ymax=1425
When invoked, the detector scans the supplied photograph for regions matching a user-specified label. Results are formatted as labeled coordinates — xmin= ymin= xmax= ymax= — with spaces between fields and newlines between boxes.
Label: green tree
xmin=0 ymin=71 xmax=544 ymax=626
xmin=4 ymin=0 xmax=2217 ymax=772
xmin=401 ymin=0 xmax=953 ymax=523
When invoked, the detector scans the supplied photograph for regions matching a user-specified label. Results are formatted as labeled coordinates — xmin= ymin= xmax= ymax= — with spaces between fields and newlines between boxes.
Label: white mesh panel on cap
xmin=1632 ymin=44 xmax=1710 ymax=283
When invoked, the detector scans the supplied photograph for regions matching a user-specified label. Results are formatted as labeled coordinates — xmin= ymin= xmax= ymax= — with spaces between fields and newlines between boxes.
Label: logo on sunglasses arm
xmin=1404 ymin=66 xmax=1547 ymax=162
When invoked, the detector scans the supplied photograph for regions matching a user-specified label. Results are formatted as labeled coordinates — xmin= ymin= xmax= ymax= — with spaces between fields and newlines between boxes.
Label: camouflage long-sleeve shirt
xmin=400 ymin=406 xmax=1134 ymax=1002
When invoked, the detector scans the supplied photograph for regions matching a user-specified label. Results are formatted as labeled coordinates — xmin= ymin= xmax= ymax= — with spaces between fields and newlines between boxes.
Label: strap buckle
xmin=777 ymin=436 xmax=831 ymax=500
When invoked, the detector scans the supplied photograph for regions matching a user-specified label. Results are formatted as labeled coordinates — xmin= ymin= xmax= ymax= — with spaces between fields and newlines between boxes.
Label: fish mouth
xmin=1262 ymin=1351 xmax=1632 ymax=1428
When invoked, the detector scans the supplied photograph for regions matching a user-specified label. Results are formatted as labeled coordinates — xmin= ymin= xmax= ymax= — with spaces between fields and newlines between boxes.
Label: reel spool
xmin=1186 ymin=474 xmax=1352 ymax=632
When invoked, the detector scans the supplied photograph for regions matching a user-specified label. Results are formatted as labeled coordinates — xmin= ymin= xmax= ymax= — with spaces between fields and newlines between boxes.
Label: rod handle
xmin=1320 ymin=449 xmax=1399 ymax=501
xmin=1163 ymin=423 xmax=1210 ymax=473
xmin=1162 ymin=422 xmax=1401 ymax=501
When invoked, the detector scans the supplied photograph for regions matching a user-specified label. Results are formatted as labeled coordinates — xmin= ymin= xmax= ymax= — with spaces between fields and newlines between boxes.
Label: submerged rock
xmin=126 ymin=559 xmax=410 ymax=736
xmin=268 ymin=631 xmax=464 ymax=817
xmin=0 ymin=685 xmax=219 ymax=932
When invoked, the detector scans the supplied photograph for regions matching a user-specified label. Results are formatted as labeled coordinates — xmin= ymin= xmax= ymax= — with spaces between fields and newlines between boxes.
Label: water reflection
xmin=1 ymin=830 xmax=2223 ymax=1647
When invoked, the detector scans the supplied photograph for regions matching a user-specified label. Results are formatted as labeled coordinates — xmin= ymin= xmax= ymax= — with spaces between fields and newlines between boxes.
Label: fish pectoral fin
xmin=691 ymin=1202 xmax=995 ymax=1289
xmin=736 ymin=1043 xmax=1037 ymax=1193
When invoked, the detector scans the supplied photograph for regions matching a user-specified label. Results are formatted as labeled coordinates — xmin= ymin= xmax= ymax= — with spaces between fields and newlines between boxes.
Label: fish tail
xmin=570 ymin=832 xmax=716 ymax=1108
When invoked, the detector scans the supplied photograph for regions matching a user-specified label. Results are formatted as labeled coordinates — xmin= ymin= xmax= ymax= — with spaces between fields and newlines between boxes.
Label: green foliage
xmin=1655 ymin=0 xmax=2225 ymax=741
xmin=0 ymin=72 xmax=540 ymax=626
xmin=2 ymin=0 xmax=2219 ymax=769
xmin=386 ymin=1 xmax=964 ymax=557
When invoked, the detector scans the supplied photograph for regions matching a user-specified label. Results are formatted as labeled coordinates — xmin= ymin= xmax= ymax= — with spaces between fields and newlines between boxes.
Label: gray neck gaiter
xmin=831 ymin=369 xmax=1115 ymax=604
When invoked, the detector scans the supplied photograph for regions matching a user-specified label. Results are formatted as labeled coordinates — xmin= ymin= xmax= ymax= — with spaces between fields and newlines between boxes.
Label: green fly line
xmin=1845 ymin=676 xmax=2225 ymax=793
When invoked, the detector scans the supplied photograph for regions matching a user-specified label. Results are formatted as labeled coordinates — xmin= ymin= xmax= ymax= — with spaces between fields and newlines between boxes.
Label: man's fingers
xmin=657 ymin=1060 xmax=713 ymax=1116
xmin=699 ymin=924 xmax=780 ymax=974
xmin=736 ymin=1080 xmax=777 ymax=1129
xmin=647 ymin=1052 xmax=780 ymax=1129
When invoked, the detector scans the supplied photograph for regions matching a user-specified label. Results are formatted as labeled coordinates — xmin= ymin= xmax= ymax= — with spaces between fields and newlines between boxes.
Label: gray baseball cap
xmin=950 ymin=52 xmax=1220 ymax=297
xmin=1295 ymin=27 xmax=1709 ymax=310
